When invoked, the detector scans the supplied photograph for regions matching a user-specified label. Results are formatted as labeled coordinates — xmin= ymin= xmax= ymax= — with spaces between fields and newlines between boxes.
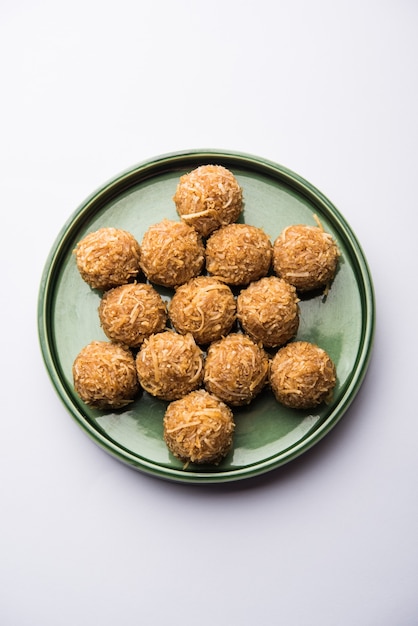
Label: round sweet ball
xmin=273 ymin=222 xmax=339 ymax=292
xmin=163 ymin=390 xmax=235 ymax=465
xmin=98 ymin=283 xmax=167 ymax=348
xmin=169 ymin=276 xmax=236 ymax=345
xmin=206 ymin=223 xmax=272 ymax=286
xmin=73 ymin=341 xmax=139 ymax=409
xmin=139 ymin=219 xmax=205 ymax=288
xmin=237 ymin=276 xmax=299 ymax=348
xmin=135 ymin=331 xmax=204 ymax=401
xmin=73 ymin=227 xmax=141 ymax=290
xmin=173 ymin=164 xmax=243 ymax=237
xmin=204 ymin=333 xmax=269 ymax=406
xmin=269 ymin=341 xmax=337 ymax=409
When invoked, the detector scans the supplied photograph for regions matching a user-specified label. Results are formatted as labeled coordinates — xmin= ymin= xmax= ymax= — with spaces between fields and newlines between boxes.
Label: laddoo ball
xmin=73 ymin=340 xmax=139 ymax=409
xmin=135 ymin=330 xmax=204 ymax=401
xmin=73 ymin=227 xmax=141 ymax=290
xmin=269 ymin=341 xmax=337 ymax=409
xmin=237 ymin=276 xmax=299 ymax=348
xmin=169 ymin=276 xmax=236 ymax=345
xmin=206 ymin=223 xmax=272 ymax=286
xmin=173 ymin=164 xmax=243 ymax=237
xmin=273 ymin=221 xmax=339 ymax=292
xmin=163 ymin=390 xmax=235 ymax=465
xmin=98 ymin=282 xmax=167 ymax=348
xmin=139 ymin=219 xmax=205 ymax=288
xmin=204 ymin=333 xmax=269 ymax=406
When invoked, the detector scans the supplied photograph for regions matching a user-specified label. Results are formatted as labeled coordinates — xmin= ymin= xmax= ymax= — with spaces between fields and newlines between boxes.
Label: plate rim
xmin=38 ymin=148 xmax=376 ymax=484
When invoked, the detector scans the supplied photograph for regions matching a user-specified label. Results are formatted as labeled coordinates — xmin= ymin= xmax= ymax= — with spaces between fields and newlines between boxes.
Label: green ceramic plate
xmin=38 ymin=150 xmax=375 ymax=483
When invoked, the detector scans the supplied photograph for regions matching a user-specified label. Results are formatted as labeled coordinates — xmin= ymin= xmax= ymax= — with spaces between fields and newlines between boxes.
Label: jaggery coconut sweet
xmin=204 ymin=332 xmax=269 ymax=406
xmin=139 ymin=219 xmax=205 ymax=288
xmin=73 ymin=340 xmax=139 ymax=409
xmin=273 ymin=221 xmax=339 ymax=292
xmin=173 ymin=164 xmax=243 ymax=237
xmin=135 ymin=331 xmax=204 ymax=401
xmin=74 ymin=227 xmax=141 ymax=290
xmin=169 ymin=276 xmax=236 ymax=345
xmin=99 ymin=282 xmax=167 ymax=348
xmin=269 ymin=340 xmax=337 ymax=409
xmin=237 ymin=276 xmax=299 ymax=348
xmin=206 ymin=223 xmax=272 ymax=286
xmin=163 ymin=390 xmax=235 ymax=465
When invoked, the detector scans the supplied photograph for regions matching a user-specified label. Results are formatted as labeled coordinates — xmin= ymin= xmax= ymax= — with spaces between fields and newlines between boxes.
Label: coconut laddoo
xmin=237 ymin=276 xmax=299 ymax=348
xmin=135 ymin=331 xmax=204 ymax=401
xmin=204 ymin=333 xmax=269 ymax=406
xmin=273 ymin=220 xmax=339 ymax=292
xmin=269 ymin=341 xmax=337 ymax=409
xmin=73 ymin=340 xmax=139 ymax=409
xmin=173 ymin=164 xmax=243 ymax=237
xmin=73 ymin=227 xmax=141 ymax=290
xmin=169 ymin=276 xmax=236 ymax=345
xmin=206 ymin=223 xmax=272 ymax=286
xmin=139 ymin=219 xmax=205 ymax=288
xmin=163 ymin=390 xmax=235 ymax=465
xmin=98 ymin=282 xmax=167 ymax=348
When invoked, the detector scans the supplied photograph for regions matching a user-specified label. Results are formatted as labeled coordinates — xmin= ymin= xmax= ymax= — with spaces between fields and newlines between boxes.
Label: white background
xmin=1 ymin=1 xmax=417 ymax=624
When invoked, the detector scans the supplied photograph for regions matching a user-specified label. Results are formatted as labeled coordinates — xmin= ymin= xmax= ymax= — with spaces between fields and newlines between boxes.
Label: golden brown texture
xmin=135 ymin=331 xmax=204 ymax=401
xmin=272 ymin=221 xmax=339 ymax=292
xmin=237 ymin=276 xmax=299 ymax=348
xmin=206 ymin=223 xmax=272 ymax=286
xmin=269 ymin=340 xmax=337 ymax=409
xmin=204 ymin=333 xmax=269 ymax=406
xmin=72 ymin=341 xmax=139 ymax=409
xmin=99 ymin=283 xmax=167 ymax=348
xmin=163 ymin=390 xmax=235 ymax=465
xmin=173 ymin=164 xmax=243 ymax=237
xmin=139 ymin=219 xmax=205 ymax=288
xmin=73 ymin=227 xmax=141 ymax=290
xmin=169 ymin=276 xmax=236 ymax=345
